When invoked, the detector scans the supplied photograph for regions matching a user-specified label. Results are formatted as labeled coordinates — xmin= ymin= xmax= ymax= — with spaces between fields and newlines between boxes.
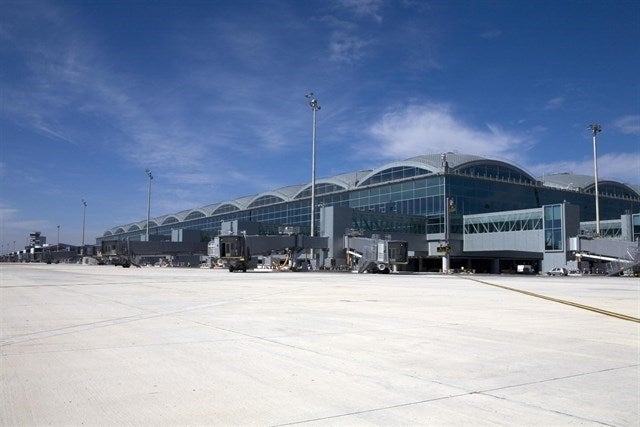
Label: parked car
xmin=547 ymin=267 xmax=568 ymax=276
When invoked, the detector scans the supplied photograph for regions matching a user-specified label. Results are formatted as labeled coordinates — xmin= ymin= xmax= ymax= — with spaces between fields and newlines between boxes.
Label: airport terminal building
xmin=98 ymin=153 xmax=640 ymax=273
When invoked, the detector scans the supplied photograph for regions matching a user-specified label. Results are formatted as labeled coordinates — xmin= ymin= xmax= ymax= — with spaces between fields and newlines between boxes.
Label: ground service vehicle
xmin=547 ymin=267 xmax=568 ymax=276
xmin=209 ymin=234 xmax=328 ymax=272
xmin=344 ymin=235 xmax=408 ymax=273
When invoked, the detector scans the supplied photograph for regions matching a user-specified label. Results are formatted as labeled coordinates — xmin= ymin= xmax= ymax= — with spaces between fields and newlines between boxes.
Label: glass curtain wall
xmin=97 ymin=170 xmax=639 ymax=245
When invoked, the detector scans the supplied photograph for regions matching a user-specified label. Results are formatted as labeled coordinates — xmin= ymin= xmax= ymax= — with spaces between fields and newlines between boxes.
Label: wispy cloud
xmin=614 ymin=115 xmax=640 ymax=135
xmin=544 ymin=96 xmax=565 ymax=110
xmin=0 ymin=203 xmax=50 ymax=243
xmin=336 ymin=0 xmax=384 ymax=22
xmin=2 ymin=3 xmax=238 ymax=170
xmin=367 ymin=103 xmax=533 ymax=162
xmin=480 ymin=29 xmax=502 ymax=40
xmin=329 ymin=31 xmax=369 ymax=63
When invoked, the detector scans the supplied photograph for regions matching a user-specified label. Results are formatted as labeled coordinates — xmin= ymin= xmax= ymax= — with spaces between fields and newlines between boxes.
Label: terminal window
xmin=544 ymin=204 xmax=563 ymax=251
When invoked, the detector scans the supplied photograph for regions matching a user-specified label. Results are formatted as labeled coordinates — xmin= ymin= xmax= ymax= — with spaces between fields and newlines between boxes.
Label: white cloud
xmin=529 ymin=152 xmax=640 ymax=184
xmin=613 ymin=115 xmax=640 ymax=135
xmin=368 ymin=104 xmax=532 ymax=162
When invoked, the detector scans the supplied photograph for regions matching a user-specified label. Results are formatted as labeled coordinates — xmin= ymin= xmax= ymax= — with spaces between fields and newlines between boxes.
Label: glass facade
xmin=248 ymin=195 xmax=286 ymax=208
xmin=464 ymin=209 xmax=543 ymax=234
xmin=359 ymin=166 xmax=432 ymax=186
xmin=584 ymin=182 xmax=637 ymax=199
xmin=351 ymin=210 xmax=426 ymax=234
xmin=544 ymin=204 xmax=563 ymax=251
xmin=579 ymin=220 xmax=623 ymax=238
xmin=184 ymin=211 xmax=205 ymax=221
xmin=98 ymin=160 xmax=640 ymax=246
xmin=456 ymin=163 xmax=534 ymax=184
xmin=294 ymin=183 xmax=346 ymax=199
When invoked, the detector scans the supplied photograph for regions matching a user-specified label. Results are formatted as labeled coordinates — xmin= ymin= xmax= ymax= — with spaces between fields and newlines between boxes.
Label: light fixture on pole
xmin=305 ymin=93 xmax=320 ymax=238
xmin=441 ymin=153 xmax=448 ymax=272
xmin=146 ymin=169 xmax=153 ymax=242
xmin=57 ymin=225 xmax=60 ymax=251
xmin=81 ymin=198 xmax=87 ymax=253
xmin=588 ymin=124 xmax=602 ymax=236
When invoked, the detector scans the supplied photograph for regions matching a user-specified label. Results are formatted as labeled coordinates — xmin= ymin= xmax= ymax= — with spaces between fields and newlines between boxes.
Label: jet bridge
xmin=570 ymin=236 xmax=640 ymax=276
xmin=344 ymin=235 xmax=408 ymax=274
xmin=209 ymin=234 xmax=328 ymax=272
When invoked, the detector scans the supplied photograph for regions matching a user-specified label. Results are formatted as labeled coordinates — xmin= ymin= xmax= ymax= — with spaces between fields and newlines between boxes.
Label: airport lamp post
xmin=305 ymin=93 xmax=320 ymax=238
xmin=57 ymin=225 xmax=60 ymax=251
xmin=588 ymin=124 xmax=602 ymax=236
xmin=81 ymin=199 xmax=87 ymax=254
xmin=146 ymin=169 xmax=153 ymax=242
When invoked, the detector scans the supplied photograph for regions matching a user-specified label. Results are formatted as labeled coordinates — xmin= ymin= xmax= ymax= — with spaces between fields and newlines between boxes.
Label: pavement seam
xmin=271 ymin=364 xmax=637 ymax=426
xmin=478 ymin=392 xmax=616 ymax=426
xmin=0 ymin=289 xmax=303 ymax=347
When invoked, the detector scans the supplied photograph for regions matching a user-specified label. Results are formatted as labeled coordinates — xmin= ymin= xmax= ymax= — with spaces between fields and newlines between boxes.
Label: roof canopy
xmin=103 ymin=152 xmax=638 ymax=236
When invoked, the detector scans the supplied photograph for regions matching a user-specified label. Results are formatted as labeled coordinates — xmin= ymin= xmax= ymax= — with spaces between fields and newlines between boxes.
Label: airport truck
xmin=344 ymin=235 xmax=408 ymax=273
xmin=209 ymin=234 xmax=328 ymax=272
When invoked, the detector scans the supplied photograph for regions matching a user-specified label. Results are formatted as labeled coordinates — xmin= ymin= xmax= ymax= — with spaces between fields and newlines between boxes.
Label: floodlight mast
xmin=81 ymin=198 xmax=87 ymax=253
xmin=305 ymin=93 xmax=320 ymax=239
xmin=441 ymin=153 xmax=450 ymax=273
xmin=146 ymin=169 xmax=153 ymax=242
xmin=588 ymin=124 xmax=602 ymax=236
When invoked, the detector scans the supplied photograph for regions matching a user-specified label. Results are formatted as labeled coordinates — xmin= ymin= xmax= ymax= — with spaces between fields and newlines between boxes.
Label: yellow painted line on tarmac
xmin=465 ymin=277 xmax=640 ymax=323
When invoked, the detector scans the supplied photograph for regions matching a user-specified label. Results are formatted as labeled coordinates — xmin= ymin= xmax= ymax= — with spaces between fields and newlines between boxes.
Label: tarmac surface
xmin=1 ymin=263 xmax=638 ymax=426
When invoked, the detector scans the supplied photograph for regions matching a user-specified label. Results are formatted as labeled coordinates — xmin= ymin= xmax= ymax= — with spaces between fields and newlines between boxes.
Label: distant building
xmin=29 ymin=231 xmax=46 ymax=247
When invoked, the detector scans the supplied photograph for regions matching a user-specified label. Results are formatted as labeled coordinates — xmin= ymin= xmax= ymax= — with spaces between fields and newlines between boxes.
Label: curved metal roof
xmin=184 ymin=210 xmax=207 ymax=220
xmin=211 ymin=195 xmax=256 ymax=213
xmin=355 ymin=153 xmax=536 ymax=186
xmin=153 ymin=214 xmax=172 ymax=225
xmin=198 ymin=203 xmax=222 ymax=216
xmin=230 ymin=195 xmax=256 ymax=210
xmin=247 ymin=184 xmax=305 ymax=207
xmin=293 ymin=180 xmax=349 ymax=199
xmin=539 ymin=173 xmax=594 ymax=190
xmin=356 ymin=159 xmax=436 ymax=187
xmin=539 ymin=173 xmax=639 ymax=197
xmin=325 ymin=170 xmax=373 ymax=187
xmin=102 ymin=152 xmax=638 ymax=236
xmin=405 ymin=152 xmax=486 ymax=171
xmin=160 ymin=215 xmax=181 ymax=225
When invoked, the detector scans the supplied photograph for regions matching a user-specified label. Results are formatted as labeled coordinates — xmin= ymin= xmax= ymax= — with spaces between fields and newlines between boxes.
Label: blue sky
xmin=1 ymin=0 xmax=639 ymax=249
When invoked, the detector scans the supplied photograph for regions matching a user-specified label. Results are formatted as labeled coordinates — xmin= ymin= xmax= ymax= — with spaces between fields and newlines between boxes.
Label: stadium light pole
xmin=81 ymin=198 xmax=87 ymax=253
xmin=588 ymin=124 xmax=602 ymax=236
xmin=146 ymin=169 xmax=153 ymax=242
xmin=305 ymin=93 xmax=320 ymax=238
